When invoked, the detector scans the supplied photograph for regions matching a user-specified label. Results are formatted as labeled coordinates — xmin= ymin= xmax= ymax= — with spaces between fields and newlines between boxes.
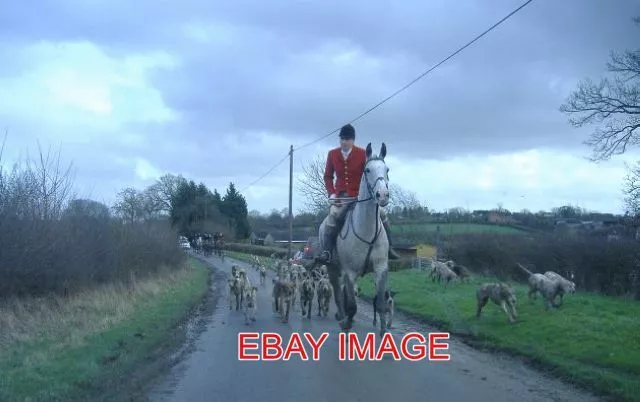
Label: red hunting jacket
xmin=324 ymin=145 xmax=367 ymax=198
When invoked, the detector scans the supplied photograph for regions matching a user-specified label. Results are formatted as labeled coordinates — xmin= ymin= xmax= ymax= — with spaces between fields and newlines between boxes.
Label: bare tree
xmin=113 ymin=187 xmax=145 ymax=224
xmin=24 ymin=142 xmax=76 ymax=220
xmin=297 ymin=154 xmax=330 ymax=215
xmin=560 ymin=17 xmax=640 ymax=162
xmin=623 ymin=161 xmax=640 ymax=214
xmin=387 ymin=183 xmax=423 ymax=211
xmin=145 ymin=173 xmax=187 ymax=215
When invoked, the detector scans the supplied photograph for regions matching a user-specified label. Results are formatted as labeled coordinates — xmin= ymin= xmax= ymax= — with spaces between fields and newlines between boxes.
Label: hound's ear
xmin=380 ymin=143 xmax=386 ymax=160
xmin=366 ymin=143 xmax=372 ymax=158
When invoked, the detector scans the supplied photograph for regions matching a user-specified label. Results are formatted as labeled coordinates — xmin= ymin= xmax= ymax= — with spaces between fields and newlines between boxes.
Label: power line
xmin=293 ymin=0 xmax=534 ymax=152
xmin=239 ymin=0 xmax=534 ymax=193
xmin=238 ymin=152 xmax=290 ymax=194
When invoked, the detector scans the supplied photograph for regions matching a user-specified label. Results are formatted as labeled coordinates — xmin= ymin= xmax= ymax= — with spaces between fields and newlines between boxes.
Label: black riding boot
xmin=318 ymin=228 xmax=336 ymax=264
xmin=382 ymin=220 xmax=401 ymax=260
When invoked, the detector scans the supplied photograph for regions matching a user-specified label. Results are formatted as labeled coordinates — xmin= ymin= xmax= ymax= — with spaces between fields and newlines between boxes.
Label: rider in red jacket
xmin=317 ymin=124 xmax=401 ymax=264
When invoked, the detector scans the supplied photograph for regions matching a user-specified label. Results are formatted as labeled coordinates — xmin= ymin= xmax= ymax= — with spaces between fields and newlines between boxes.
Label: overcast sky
xmin=1 ymin=0 xmax=639 ymax=215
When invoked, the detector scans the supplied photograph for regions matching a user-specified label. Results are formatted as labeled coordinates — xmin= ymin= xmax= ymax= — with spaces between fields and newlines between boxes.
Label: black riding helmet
xmin=339 ymin=124 xmax=355 ymax=140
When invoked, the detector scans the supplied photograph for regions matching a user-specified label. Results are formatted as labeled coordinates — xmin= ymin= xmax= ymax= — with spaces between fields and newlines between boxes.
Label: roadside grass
xmin=226 ymin=251 xmax=279 ymax=272
xmin=0 ymin=257 xmax=209 ymax=402
xmin=392 ymin=222 xmax=524 ymax=235
xmin=356 ymin=269 xmax=640 ymax=402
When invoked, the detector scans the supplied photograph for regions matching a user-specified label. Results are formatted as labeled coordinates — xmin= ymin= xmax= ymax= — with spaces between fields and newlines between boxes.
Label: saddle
xmin=323 ymin=199 xmax=357 ymax=264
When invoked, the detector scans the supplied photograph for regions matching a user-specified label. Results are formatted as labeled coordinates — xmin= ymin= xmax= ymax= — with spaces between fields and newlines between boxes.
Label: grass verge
xmin=356 ymin=269 xmax=640 ymax=402
xmin=0 ymin=257 xmax=210 ymax=402
xmin=226 ymin=251 xmax=279 ymax=272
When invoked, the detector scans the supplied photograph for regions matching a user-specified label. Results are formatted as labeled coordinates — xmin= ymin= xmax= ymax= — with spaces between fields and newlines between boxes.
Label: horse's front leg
xmin=327 ymin=265 xmax=345 ymax=322
xmin=341 ymin=272 xmax=357 ymax=331
xmin=374 ymin=266 xmax=389 ymax=337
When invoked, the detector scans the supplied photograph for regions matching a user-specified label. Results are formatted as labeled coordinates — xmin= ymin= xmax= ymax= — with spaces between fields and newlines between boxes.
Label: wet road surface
xmin=147 ymin=254 xmax=601 ymax=402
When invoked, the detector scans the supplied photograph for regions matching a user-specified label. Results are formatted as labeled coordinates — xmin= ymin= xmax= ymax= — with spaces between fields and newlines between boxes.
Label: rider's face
xmin=340 ymin=137 xmax=354 ymax=150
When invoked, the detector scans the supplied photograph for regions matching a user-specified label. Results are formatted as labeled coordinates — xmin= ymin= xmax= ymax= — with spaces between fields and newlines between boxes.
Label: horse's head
xmin=363 ymin=142 xmax=390 ymax=207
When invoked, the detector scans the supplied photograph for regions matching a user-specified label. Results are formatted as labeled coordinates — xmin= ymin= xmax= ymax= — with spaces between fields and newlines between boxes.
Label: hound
xmin=373 ymin=290 xmax=396 ymax=329
xmin=452 ymin=263 xmax=472 ymax=282
xmin=543 ymin=271 xmax=576 ymax=306
xmin=236 ymin=269 xmax=252 ymax=306
xmin=476 ymin=282 xmax=518 ymax=323
xmin=259 ymin=265 xmax=267 ymax=285
xmin=516 ymin=263 xmax=572 ymax=310
xmin=243 ymin=285 xmax=258 ymax=324
xmin=316 ymin=277 xmax=332 ymax=317
xmin=300 ymin=274 xmax=316 ymax=318
xmin=228 ymin=276 xmax=241 ymax=310
xmin=433 ymin=260 xmax=458 ymax=286
xmin=272 ymin=278 xmax=295 ymax=323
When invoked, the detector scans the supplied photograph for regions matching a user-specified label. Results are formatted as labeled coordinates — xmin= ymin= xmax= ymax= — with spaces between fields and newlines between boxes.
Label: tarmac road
xmin=147 ymin=254 xmax=601 ymax=402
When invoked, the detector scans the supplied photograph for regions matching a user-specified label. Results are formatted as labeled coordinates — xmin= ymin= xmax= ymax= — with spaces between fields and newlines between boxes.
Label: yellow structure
xmin=415 ymin=244 xmax=437 ymax=258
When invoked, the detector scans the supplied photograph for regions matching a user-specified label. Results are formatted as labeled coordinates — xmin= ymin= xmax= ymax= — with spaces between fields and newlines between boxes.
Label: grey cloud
xmin=143 ymin=0 xmax=640 ymax=161
xmin=2 ymin=0 xmax=639 ymax=206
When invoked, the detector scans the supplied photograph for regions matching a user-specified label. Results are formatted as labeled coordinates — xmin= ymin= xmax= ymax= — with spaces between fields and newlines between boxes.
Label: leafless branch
xmin=296 ymin=154 xmax=330 ymax=215
xmin=560 ymin=17 xmax=640 ymax=162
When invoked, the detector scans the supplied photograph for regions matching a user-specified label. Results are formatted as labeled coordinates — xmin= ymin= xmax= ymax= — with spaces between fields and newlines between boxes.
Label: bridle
xmin=357 ymin=156 xmax=389 ymax=204
xmin=337 ymin=156 xmax=390 ymax=269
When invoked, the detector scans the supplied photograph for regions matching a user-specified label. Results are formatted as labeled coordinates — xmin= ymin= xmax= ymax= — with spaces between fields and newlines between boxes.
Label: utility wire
xmin=238 ymin=152 xmax=290 ymax=194
xmin=239 ymin=0 xmax=534 ymax=193
xmin=293 ymin=0 xmax=534 ymax=152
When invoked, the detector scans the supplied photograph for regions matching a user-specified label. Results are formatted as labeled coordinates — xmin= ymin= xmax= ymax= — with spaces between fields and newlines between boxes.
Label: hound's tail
xmin=515 ymin=262 xmax=533 ymax=276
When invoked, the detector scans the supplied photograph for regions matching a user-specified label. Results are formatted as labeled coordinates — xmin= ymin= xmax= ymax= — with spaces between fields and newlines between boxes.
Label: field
xmin=392 ymin=222 xmax=525 ymax=235
xmin=0 ymin=258 xmax=209 ymax=402
xmin=356 ymin=270 xmax=640 ymax=402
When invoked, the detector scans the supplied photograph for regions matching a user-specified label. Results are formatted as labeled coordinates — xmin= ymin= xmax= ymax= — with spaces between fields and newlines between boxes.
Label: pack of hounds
xmin=227 ymin=254 xmax=397 ymax=329
xmin=423 ymin=257 xmax=577 ymax=324
xmin=229 ymin=253 xmax=577 ymax=328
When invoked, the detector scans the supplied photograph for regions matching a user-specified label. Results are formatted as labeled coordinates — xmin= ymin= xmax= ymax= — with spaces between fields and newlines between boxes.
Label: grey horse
xmin=318 ymin=142 xmax=391 ymax=336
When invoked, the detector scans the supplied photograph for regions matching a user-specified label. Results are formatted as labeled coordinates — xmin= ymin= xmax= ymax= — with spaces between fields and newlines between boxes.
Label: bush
xmin=0 ymin=150 xmax=185 ymax=298
xmin=443 ymin=232 xmax=640 ymax=297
